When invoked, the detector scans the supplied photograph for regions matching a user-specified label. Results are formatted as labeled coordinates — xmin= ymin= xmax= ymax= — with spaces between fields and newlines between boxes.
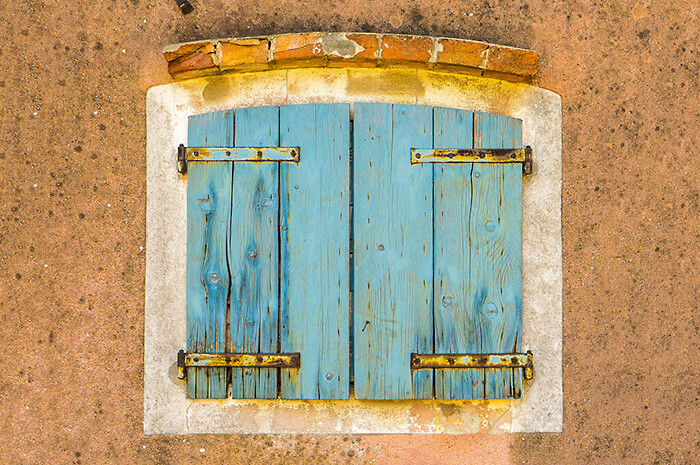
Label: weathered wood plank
xmin=279 ymin=104 xmax=351 ymax=399
xmin=186 ymin=111 xmax=234 ymax=399
xmin=472 ymin=112 xmax=523 ymax=398
xmin=230 ymin=105 xmax=280 ymax=399
xmin=433 ymin=107 xmax=481 ymax=399
xmin=353 ymin=103 xmax=434 ymax=399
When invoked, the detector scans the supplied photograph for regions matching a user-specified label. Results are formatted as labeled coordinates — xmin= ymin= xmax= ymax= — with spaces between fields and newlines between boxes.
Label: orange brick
xmin=217 ymin=39 xmax=269 ymax=69
xmin=344 ymin=34 xmax=380 ymax=59
xmin=322 ymin=33 xmax=379 ymax=67
xmin=164 ymin=41 xmax=213 ymax=62
xmin=380 ymin=35 xmax=432 ymax=62
xmin=272 ymin=33 xmax=323 ymax=61
xmin=485 ymin=45 xmax=539 ymax=77
xmin=166 ymin=42 xmax=217 ymax=75
xmin=436 ymin=38 xmax=488 ymax=68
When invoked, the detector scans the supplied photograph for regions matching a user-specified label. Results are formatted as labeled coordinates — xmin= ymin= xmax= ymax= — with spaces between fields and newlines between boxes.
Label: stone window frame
xmin=145 ymin=33 xmax=562 ymax=434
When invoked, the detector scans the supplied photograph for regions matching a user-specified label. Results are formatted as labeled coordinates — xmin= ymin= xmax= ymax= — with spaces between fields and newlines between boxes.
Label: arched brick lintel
xmin=164 ymin=33 xmax=539 ymax=84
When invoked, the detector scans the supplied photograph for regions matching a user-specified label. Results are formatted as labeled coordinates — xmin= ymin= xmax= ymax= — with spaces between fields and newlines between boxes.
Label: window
xmin=182 ymin=102 xmax=528 ymax=401
xmin=144 ymin=64 xmax=562 ymax=434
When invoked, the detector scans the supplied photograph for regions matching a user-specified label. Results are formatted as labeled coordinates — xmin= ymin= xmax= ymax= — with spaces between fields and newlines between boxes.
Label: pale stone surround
xmin=145 ymin=65 xmax=562 ymax=434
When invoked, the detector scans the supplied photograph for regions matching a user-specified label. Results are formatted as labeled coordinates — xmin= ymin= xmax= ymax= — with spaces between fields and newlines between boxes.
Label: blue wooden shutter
xmin=186 ymin=103 xmax=521 ymax=401
xmin=279 ymin=104 xmax=351 ymax=400
xmin=186 ymin=104 xmax=350 ymax=400
xmin=229 ymin=106 xmax=280 ymax=399
xmin=353 ymin=104 xmax=434 ymax=400
xmin=353 ymin=103 xmax=523 ymax=400
xmin=186 ymin=111 xmax=234 ymax=399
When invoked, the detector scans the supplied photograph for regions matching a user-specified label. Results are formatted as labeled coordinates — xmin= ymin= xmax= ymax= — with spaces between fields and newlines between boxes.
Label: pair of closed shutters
xmin=186 ymin=103 xmax=523 ymax=400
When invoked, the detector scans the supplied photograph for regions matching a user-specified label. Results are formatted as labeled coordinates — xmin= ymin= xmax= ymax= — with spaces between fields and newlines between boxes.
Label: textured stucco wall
xmin=1 ymin=1 xmax=698 ymax=464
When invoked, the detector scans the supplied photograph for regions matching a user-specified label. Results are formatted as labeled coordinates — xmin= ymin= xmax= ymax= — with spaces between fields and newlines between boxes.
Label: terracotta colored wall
xmin=1 ymin=1 xmax=697 ymax=464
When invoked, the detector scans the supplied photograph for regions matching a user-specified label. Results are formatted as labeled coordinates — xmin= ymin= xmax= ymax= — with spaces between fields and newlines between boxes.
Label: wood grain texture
xmin=184 ymin=105 xmax=522 ymax=401
xmin=353 ymin=103 xmax=434 ymax=400
xmin=279 ymin=104 xmax=351 ymax=399
xmin=186 ymin=110 xmax=234 ymax=399
xmin=433 ymin=107 xmax=481 ymax=399
xmin=472 ymin=111 xmax=523 ymax=398
xmin=229 ymin=106 xmax=280 ymax=399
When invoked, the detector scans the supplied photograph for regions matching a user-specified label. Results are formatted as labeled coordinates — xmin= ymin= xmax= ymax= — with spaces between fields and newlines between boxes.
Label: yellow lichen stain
xmin=172 ymin=77 xmax=210 ymax=113
xmin=438 ymin=402 xmax=459 ymax=418
xmin=346 ymin=68 xmax=425 ymax=100
xmin=417 ymin=70 xmax=530 ymax=117
xmin=287 ymin=68 xmax=346 ymax=98
xmin=436 ymin=402 xmax=467 ymax=432
xmin=187 ymin=395 xmax=517 ymax=434
xmin=195 ymin=71 xmax=287 ymax=107
xmin=201 ymin=76 xmax=236 ymax=105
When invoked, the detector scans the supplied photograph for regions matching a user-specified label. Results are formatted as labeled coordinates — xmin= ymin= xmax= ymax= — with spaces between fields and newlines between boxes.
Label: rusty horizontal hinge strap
xmin=411 ymin=146 xmax=533 ymax=175
xmin=187 ymin=146 xmax=300 ymax=162
xmin=177 ymin=145 xmax=300 ymax=174
xmin=177 ymin=349 xmax=301 ymax=379
xmin=410 ymin=351 xmax=534 ymax=380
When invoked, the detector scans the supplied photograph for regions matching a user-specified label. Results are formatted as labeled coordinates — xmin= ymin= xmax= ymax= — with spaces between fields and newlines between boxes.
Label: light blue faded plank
xmin=472 ymin=111 xmax=523 ymax=399
xmin=279 ymin=104 xmax=351 ymax=399
xmin=186 ymin=111 xmax=234 ymax=399
xmin=229 ymin=106 xmax=280 ymax=399
xmin=353 ymin=103 xmax=434 ymax=400
xmin=433 ymin=107 xmax=482 ymax=399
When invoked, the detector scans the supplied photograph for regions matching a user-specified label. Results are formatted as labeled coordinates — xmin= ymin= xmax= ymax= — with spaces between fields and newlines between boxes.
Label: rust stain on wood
xmin=179 ymin=351 xmax=301 ymax=373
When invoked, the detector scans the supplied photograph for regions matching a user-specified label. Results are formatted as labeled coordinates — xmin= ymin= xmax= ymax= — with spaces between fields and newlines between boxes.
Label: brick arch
xmin=164 ymin=33 xmax=539 ymax=83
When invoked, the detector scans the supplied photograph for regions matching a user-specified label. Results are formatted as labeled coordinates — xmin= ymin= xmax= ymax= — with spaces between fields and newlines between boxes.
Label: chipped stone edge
xmin=163 ymin=33 xmax=538 ymax=83
xmin=144 ymin=67 xmax=561 ymax=435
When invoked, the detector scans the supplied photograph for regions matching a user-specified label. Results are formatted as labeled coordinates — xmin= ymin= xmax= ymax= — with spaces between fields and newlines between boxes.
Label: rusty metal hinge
xmin=411 ymin=146 xmax=533 ymax=175
xmin=177 ymin=349 xmax=301 ymax=379
xmin=410 ymin=351 xmax=534 ymax=380
xmin=177 ymin=144 xmax=188 ymax=174
xmin=177 ymin=145 xmax=300 ymax=174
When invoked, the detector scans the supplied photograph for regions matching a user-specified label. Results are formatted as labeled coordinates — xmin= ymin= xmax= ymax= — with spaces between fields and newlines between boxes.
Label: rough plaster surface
xmin=2 ymin=0 xmax=698 ymax=464
xmin=145 ymin=68 xmax=562 ymax=434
